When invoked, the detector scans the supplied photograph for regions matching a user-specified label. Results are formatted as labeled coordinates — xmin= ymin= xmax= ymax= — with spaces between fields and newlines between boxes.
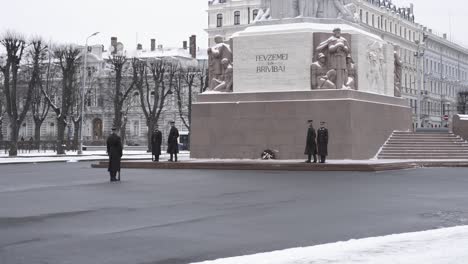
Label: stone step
xmin=390 ymin=136 xmax=460 ymax=139
xmin=382 ymin=146 xmax=468 ymax=149
xmin=378 ymin=154 xmax=468 ymax=158
xmin=386 ymin=142 xmax=465 ymax=145
xmin=384 ymin=144 xmax=468 ymax=148
xmin=391 ymin=135 xmax=456 ymax=139
xmin=392 ymin=132 xmax=454 ymax=134
xmin=380 ymin=150 xmax=468 ymax=154
xmin=379 ymin=157 xmax=468 ymax=160
xmin=387 ymin=138 xmax=465 ymax=143
xmin=378 ymin=155 xmax=468 ymax=159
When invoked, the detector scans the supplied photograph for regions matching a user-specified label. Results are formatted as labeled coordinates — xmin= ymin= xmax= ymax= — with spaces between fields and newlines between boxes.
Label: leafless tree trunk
xmin=41 ymin=45 xmax=80 ymax=154
xmin=0 ymin=34 xmax=43 ymax=156
xmin=198 ymin=60 xmax=209 ymax=93
xmin=31 ymin=44 xmax=55 ymax=148
xmin=0 ymin=88 xmax=4 ymax=142
xmin=133 ymin=58 xmax=175 ymax=152
xmin=176 ymin=67 xmax=197 ymax=131
xmin=108 ymin=54 xmax=134 ymax=140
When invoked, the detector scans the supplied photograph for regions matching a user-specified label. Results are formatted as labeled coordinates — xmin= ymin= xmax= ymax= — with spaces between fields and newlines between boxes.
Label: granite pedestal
xmin=191 ymin=90 xmax=411 ymax=160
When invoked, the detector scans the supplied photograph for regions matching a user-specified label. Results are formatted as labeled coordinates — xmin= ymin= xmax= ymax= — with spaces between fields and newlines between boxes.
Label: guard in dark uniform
xmin=304 ymin=120 xmax=317 ymax=163
xmin=106 ymin=127 xmax=123 ymax=182
xmin=317 ymin=121 xmax=329 ymax=163
xmin=151 ymin=128 xmax=162 ymax=162
xmin=167 ymin=121 xmax=179 ymax=162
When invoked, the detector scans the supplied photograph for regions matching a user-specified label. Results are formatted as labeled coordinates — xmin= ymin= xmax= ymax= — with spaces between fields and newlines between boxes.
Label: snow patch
xmin=192 ymin=226 xmax=468 ymax=264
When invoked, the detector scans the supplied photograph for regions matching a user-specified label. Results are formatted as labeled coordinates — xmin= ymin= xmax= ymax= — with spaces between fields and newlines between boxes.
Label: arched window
xmin=234 ymin=11 xmax=240 ymax=25
xmin=365 ymin=12 xmax=369 ymax=24
xmin=217 ymin=14 xmax=223 ymax=27
xmin=359 ymin=9 xmax=363 ymax=22
xmin=253 ymin=9 xmax=259 ymax=20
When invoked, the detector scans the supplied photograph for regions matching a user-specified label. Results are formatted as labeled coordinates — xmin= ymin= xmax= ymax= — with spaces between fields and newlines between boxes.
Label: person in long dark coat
xmin=106 ymin=127 xmax=123 ymax=182
xmin=317 ymin=121 xmax=329 ymax=163
xmin=304 ymin=120 xmax=317 ymax=163
xmin=167 ymin=121 xmax=179 ymax=162
xmin=151 ymin=128 xmax=162 ymax=162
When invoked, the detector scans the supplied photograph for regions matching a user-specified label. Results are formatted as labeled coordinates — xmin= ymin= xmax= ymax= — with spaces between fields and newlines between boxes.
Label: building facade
xmin=207 ymin=0 xmax=468 ymax=128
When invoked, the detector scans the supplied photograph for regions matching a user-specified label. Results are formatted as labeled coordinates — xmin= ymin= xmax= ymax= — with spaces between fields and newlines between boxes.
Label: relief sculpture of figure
xmin=318 ymin=70 xmax=337 ymax=90
xmin=316 ymin=28 xmax=350 ymax=89
xmin=366 ymin=41 xmax=385 ymax=91
xmin=394 ymin=45 xmax=403 ymax=97
xmin=346 ymin=54 xmax=357 ymax=90
xmin=311 ymin=53 xmax=328 ymax=90
xmin=258 ymin=0 xmax=357 ymax=22
xmin=213 ymin=59 xmax=233 ymax=92
xmin=295 ymin=0 xmax=319 ymax=17
xmin=207 ymin=35 xmax=233 ymax=91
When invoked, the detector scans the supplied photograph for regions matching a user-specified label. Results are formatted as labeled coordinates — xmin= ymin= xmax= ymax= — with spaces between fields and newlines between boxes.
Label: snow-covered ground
xmin=193 ymin=226 xmax=468 ymax=264
xmin=0 ymin=151 xmax=190 ymax=164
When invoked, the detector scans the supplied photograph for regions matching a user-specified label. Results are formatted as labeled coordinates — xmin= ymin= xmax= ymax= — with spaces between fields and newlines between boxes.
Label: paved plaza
xmin=1 ymin=163 xmax=468 ymax=264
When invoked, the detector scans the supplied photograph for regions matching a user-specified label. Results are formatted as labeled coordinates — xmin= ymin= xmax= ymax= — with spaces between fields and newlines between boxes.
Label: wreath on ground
xmin=261 ymin=149 xmax=277 ymax=160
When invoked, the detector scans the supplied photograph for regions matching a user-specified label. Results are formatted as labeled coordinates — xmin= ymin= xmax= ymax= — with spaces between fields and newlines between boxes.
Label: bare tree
xmin=133 ymin=58 xmax=174 ymax=151
xmin=42 ymin=45 xmax=81 ymax=154
xmin=197 ymin=60 xmax=209 ymax=94
xmin=175 ymin=66 xmax=195 ymax=131
xmin=0 ymin=33 xmax=43 ymax=156
xmin=108 ymin=54 xmax=134 ymax=139
xmin=457 ymin=91 xmax=468 ymax=114
xmin=0 ymin=76 xmax=4 ymax=142
xmin=176 ymin=62 xmax=207 ymax=132
xmin=31 ymin=41 xmax=55 ymax=147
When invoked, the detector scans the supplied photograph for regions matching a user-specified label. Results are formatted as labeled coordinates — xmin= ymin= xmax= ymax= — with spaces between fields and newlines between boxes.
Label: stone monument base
xmin=191 ymin=90 xmax=412 ymax=160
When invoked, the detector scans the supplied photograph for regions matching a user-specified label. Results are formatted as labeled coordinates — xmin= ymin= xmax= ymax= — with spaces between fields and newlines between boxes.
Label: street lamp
xmin=415 ymin=39 xmax=425 ymax=129
xmin=78 ymin=32 xmax=100 ymax=155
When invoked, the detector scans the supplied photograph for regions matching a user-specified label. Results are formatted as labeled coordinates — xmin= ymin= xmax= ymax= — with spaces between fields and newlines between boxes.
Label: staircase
xmin=377 ymin=131 xmax=468 ymax=160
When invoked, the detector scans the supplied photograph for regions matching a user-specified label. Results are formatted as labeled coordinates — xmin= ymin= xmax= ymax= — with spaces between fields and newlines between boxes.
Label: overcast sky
xmin=0 ymin=0 xmax=466 ymax=50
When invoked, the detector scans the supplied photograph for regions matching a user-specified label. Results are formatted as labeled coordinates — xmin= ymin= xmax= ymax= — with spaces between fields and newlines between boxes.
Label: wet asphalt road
xmin=1 ymin=162 xmax=468 ymax=264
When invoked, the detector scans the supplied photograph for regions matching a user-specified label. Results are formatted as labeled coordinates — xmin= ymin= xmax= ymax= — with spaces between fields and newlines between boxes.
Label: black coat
xmin=151 ymin=130 xmax=162 ymax=155
xmin=304 ymin=127 xmax=317 ymax=155
xmin=106 ymin=133 xmax=123 ymax=173
xmin=167 ymin=126 xmax=179 ymax=154
xmin=317 ymin=127 xmax=329 ymax=156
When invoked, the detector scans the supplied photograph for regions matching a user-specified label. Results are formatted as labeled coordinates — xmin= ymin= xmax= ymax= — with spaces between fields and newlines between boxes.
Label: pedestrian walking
xmin=304 ymin=120 xmax=317 ymax=163
xmin=317 ymin=121 xmax=329 ymax=163
xmin=106 ymin=127 xmax=123 ymax=182
xmin=151 ymin=128 xmax=162 ymax=162
xmin=167 ymin=121 xmax=179 ymax=162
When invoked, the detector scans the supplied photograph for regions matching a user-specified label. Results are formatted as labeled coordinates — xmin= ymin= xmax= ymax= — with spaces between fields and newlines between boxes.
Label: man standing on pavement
xmin=151 ymin=127 xmax=162 ymax=162
xmin=106 ymin=127 xmax=123 ymax=182
xmin=167 ymin=121 xmax=179 ymax=162
xmin=304 ymin=120 xmax=317 ymax=163
xmin=317 ymin=121 xmax=329 ymax=163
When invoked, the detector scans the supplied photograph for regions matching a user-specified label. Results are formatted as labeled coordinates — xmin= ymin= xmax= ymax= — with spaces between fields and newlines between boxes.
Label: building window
xmin=217 ymin=14 xmax=223 ymax=27
xmin=132 ymin=121 xmax=140 ymax=136
xmin=366 ymin=12 xmax=368 ymax=24
xmin=234 ymin=11 xmax=240 ymax=25
xmin=372 ymin=14 xmax=374 ymax=27
xmin=360 ymin=9 xmax=363 ymax=22
xmin=253 ymin=9 xmax=259 ymax=20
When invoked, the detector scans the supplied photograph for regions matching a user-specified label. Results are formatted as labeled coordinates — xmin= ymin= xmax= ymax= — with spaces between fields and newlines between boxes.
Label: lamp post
xmin=78 ymin=32 xmax=100 ymax=155
xmin=415 ymin=40 xmax=425 ymax=129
